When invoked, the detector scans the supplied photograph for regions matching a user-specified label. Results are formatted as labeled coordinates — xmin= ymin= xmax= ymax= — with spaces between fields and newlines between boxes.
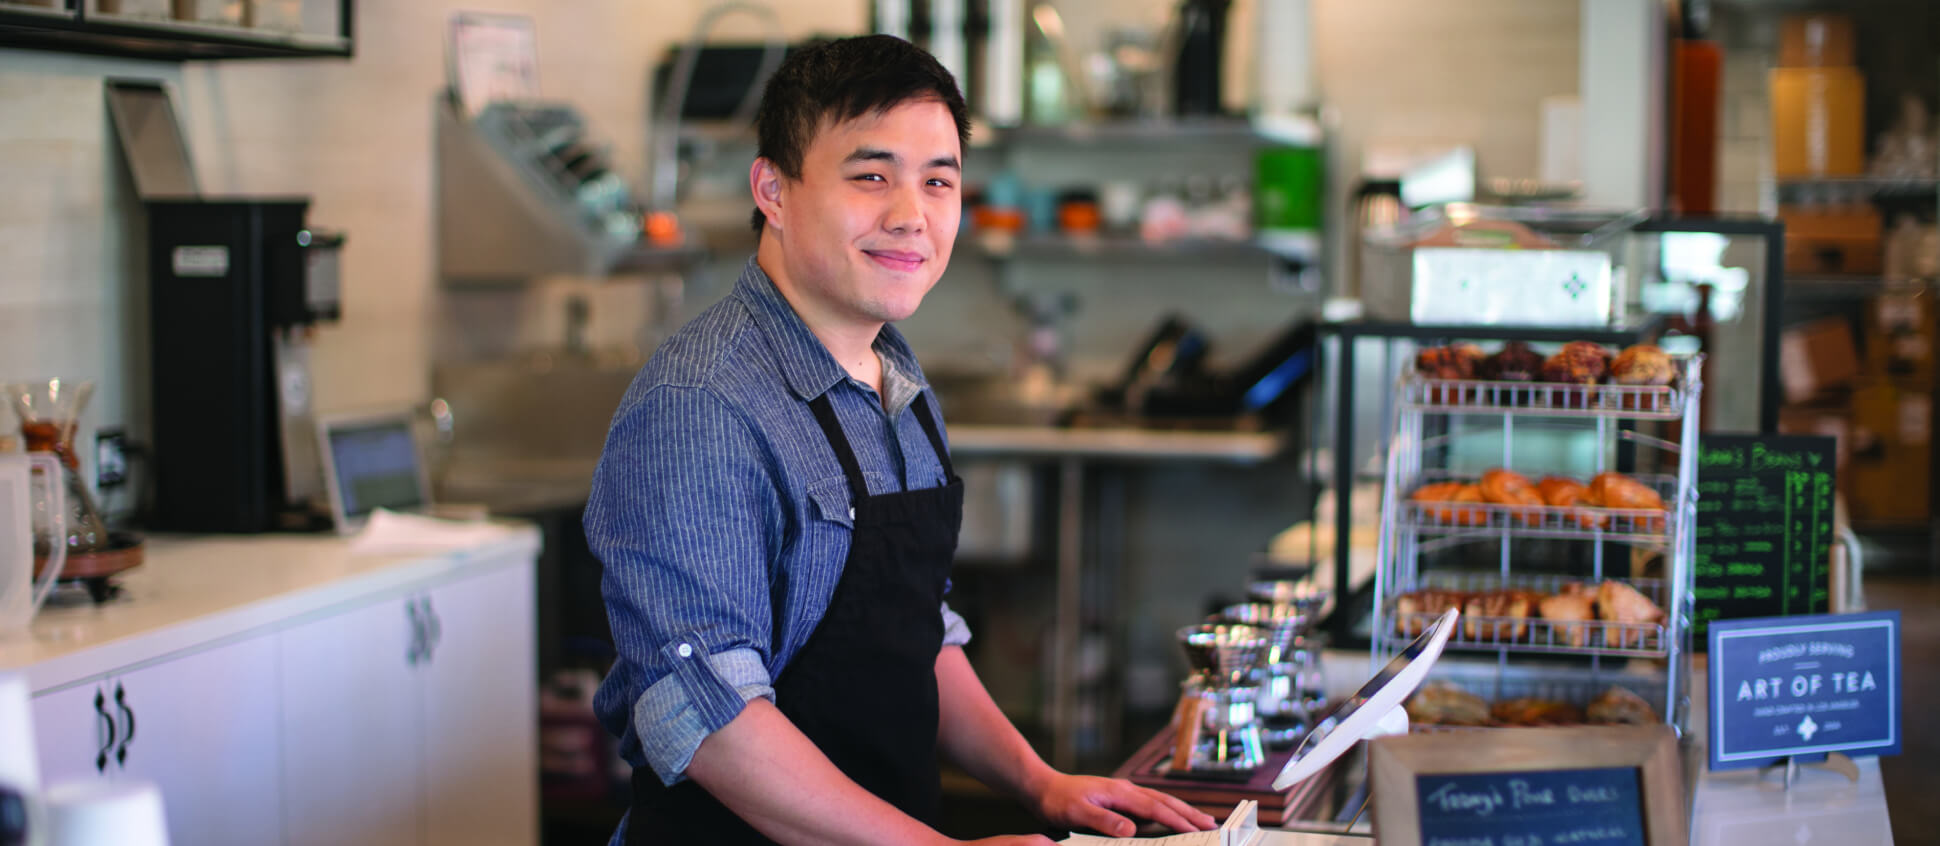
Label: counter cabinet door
xmin=30 ymin=681 xmax=115 ymax=786
xmin=111 ymin=634 xmax=283 ymax=846
xmin=278 ymin=592 xmax=426 ymax=846
xmin=420 ymin=562 xmax=538 ymax=846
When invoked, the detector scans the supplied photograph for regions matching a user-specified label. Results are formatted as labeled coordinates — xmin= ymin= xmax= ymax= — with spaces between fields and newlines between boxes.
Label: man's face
xmin=763 ymin=98 xmax=961 ymax=331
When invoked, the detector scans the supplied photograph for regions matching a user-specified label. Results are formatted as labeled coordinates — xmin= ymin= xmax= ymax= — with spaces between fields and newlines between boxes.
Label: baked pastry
xmin=1480 ymin=341 xmax=1545 ymax=382
xmin=1610 ymin=344 xmax=1675 ymax=386
xmin=1540 ymin=341 xmax=1612 ymax=385
xmin=1395 ymin=589 xmax=1468 ymax=637
xmin=1586 ymin=685 xmax=1659 ymax=725
xmin=1589 ymin=472 xmax=1667 ymax=530
xmin=1416 ymin=344 xmax=1486 ymax=379
xmin=1538 ymin=584 xmax=1596 ymax=647
xmin=1464 ymin=590 xmax=1537 ymax=642
xmin=1538 ymin=476 xmax=1606 ymax=529
xmin=1407 ymin=682 xmax=1491 ymax=726
xmin=1597 ymin=580 xmax=1665 ymax=648
xmin=1491 ymin=698 xmax=1584 ymax=726
xmin=1479 ymin=469 xmax=1543 ymax=525
xmin=1411 ymin=481 xmax=1486 ymax=526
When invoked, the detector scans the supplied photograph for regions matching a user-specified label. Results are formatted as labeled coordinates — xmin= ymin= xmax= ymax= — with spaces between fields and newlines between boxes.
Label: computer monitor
xmin=316 ymin=409 xmax=431 ymax=534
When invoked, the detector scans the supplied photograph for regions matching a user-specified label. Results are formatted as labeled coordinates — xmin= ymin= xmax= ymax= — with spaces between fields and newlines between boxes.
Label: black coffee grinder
xmin=108 ymin=79 xmax=345 ymax=532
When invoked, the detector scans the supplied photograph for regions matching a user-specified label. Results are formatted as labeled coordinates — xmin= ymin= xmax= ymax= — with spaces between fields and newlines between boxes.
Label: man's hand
xmin=1026 ymin=773 xmax=1217 ymax=838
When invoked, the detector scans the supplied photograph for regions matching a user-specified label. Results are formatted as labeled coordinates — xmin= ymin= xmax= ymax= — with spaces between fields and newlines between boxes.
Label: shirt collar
xmin=733 ymin=257 xmax=929 ymax=405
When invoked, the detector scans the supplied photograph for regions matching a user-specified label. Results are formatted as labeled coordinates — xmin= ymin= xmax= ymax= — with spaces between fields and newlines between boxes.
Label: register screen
xmin=327 ymin=420 xmax=425 ymax=519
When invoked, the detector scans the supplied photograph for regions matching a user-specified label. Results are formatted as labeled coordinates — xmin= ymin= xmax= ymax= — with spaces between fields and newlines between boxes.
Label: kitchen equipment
xmin=1218 ymin=603 xmax=1326 ymax=749
xmin=0 ymin=454 xmax=66 ymax=636
xmin=105 ymin=79 xmax=346 ymax=533
xmin=41 ymin=782 xmax=168 ymax=846
xmin=1172 ymin=623 xmax=1270 ymax=774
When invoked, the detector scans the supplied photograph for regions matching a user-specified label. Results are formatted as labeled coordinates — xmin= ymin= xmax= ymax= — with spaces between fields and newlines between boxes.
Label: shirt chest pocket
xmin=806 ymin=472 xmax=897 ymax=529
xmin=807 ymin=478 xmax=855 ymax=529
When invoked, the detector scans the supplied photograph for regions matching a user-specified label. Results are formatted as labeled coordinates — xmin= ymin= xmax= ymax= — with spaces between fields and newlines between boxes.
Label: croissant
xmin=1538 ymin=476 xmax=1606 ymax=529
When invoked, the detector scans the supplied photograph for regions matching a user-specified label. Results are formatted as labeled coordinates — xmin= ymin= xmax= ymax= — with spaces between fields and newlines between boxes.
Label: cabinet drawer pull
xmin=422 ymin=597 xmax=442 ymax=661
xmin=406 ymin=598 xmax=426 ymax=666
xmin=93 ymin=688 xmax=116 ymax=774
xmin=113 ymin=683 xmax=135 ymax=768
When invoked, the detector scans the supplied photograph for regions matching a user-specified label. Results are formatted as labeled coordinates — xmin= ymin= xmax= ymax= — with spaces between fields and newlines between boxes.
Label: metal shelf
xmin=1402 ymin=354 xmax=1700 ymax=420
xmin=0 ymin=2 xmax=353 ymax=60
xmin=1777 ymin=176 xmax=1939 ymax=199
xmin=1384 ymin=574 xmax=1672 ymax=658
xmin=966 ymin=231 xmax=1275 ymax=262
xmin=1400 ymin=473 xmax=1678 ymax=548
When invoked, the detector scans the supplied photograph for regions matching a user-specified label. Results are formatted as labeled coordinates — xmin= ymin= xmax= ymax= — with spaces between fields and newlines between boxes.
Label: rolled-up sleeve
xmin=940 ymin=601 xmax=972 ymax=647
xmin=587 ymin=384 xmax=784 ymax=786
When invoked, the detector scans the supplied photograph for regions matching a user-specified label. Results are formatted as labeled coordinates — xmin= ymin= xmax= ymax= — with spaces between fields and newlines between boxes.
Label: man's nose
xmin=882 ymin=182 xmax=926 ymax=234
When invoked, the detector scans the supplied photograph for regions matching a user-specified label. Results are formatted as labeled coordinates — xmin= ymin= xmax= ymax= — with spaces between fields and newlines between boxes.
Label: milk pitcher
xmin=0 ymin=453 xmax=67 ymax=634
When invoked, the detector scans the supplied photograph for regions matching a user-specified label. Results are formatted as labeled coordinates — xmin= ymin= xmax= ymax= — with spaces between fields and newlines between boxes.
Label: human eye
xmin=851 ymin=172 xmax=886 ymax=183
xmin=927 ymin=177 xmax=955 ymax=189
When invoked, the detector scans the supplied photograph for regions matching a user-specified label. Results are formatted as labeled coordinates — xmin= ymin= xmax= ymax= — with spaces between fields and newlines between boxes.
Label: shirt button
xmin=848 ymin=507 xmax=856 ymax=520
xmin=677 ymin=643 xmax=693 ymax=658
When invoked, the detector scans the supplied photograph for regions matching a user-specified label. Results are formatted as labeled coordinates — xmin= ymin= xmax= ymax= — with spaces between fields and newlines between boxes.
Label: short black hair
xmin=749 ymin=34 xmax=970 ymax=233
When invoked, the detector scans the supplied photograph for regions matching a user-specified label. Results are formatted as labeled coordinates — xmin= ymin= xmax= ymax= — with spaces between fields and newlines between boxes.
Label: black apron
xmin=628 ymin=392 xmax=963 ymax=845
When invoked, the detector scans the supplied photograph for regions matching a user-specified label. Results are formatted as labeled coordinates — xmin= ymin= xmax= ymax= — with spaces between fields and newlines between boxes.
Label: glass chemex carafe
xmin=5 ymin=379 xmax=111 ymax=558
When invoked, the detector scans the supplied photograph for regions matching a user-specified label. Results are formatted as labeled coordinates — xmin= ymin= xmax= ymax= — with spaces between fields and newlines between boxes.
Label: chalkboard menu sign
xmin=1415 ymin=767 xmax=1647 ymax=846
xmin=1370 ymin=726 xmax=1685 ymax=846
xmin=1693 ymin=434 xmax=1836 ymax=639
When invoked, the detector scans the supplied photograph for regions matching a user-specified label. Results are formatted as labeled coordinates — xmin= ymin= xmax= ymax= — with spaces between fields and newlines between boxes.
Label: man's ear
xmin=750 ymin=157 xmax=785 ymax=232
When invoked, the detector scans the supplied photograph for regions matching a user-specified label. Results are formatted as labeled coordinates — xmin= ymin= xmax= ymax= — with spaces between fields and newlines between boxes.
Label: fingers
xmin=1103 ymin=783 xmax=1214 ymax=833
xmin=1069 ymin=799 xmax=1138 ymax=838
xmin=1145 ymin=787 xmax=1217 ymax=831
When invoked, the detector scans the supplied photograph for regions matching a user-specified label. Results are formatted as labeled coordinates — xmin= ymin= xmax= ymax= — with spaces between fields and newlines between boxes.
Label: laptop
xmin=316 ymin=408 xmax=434 ymax=535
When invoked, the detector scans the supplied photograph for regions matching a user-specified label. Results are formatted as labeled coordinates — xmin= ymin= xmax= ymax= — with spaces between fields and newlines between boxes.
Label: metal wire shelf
xmin=1383 ymin=573 xmax=1669 ymax=657
xmin=1400 ymin=474 xmax=1677 ymax=545
xmin=1406 ymin=668 xmax=1668 ymax=733
xmin=1402 ymin=354 xmax=1701 ymax=420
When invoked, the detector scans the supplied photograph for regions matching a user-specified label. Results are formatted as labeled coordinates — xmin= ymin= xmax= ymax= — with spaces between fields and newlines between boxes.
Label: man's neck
xmin=756 ymin=242 xmax=885 ymax=394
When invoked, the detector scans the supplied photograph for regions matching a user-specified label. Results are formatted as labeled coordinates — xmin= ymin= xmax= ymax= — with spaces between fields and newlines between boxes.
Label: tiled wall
xmin=0 ymin=0 xmax=864 ymax=453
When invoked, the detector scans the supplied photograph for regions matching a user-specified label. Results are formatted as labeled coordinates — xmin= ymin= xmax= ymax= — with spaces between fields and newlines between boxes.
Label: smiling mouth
xmin=863 ymin=250 xmax=926 ymax=272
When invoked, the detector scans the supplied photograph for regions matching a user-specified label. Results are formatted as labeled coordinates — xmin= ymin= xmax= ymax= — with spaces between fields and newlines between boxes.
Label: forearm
xmin=934 ymin=645 xmax=1058 ymax=804
xmin=686 ymin=698 xmax=950 ymax=846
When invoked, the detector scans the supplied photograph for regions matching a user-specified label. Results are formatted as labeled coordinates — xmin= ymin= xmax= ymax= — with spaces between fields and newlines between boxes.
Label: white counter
xmin=5 ymin=526 xmax=544 ymax=846
xmin=0 ymin=525 xmax=541 ymax=693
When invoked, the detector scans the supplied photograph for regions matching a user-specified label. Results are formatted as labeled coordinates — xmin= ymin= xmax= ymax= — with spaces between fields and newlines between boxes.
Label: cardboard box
xmin=1779 ymin=402 xmax=1853 ymax=481
xmin=1865 ymin=291 xmax=1936 ymax=385
xmin=1846 ymin=384 xmax=1931 ymax=525
xmin=1780 ymin=317 xmax=1863 ymax=403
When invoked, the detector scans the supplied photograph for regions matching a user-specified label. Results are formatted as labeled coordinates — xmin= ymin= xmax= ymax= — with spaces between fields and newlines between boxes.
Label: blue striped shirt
xmin=587 ymin=257 xmax=970 ymax=796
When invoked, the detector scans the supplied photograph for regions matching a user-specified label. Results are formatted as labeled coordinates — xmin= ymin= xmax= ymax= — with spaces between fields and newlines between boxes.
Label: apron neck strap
xmin=806 ymin=391 xmax=956 ymax=499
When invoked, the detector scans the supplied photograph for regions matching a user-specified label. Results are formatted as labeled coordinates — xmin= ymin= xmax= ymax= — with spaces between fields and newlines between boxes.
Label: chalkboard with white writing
xmin=1692 ymin=434 xmax=1835 ymax=641
xmin=1415 ymin=767 xmax=1648 ymax=846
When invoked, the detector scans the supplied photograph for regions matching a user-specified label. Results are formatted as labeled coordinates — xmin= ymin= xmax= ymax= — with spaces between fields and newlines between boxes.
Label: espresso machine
xmin=107 ymin=80 xmax=346 ymax=533
xmin=1172 ymin=623 xmax=1270 ymax=774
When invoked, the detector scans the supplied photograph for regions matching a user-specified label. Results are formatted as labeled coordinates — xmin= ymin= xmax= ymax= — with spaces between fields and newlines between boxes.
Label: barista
xmin=586 ymin=35 xmax=1214 ymax=845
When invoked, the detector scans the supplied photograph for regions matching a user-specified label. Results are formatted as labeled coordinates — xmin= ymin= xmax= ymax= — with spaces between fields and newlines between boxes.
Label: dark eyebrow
xmin=842 ymin=147 xmax=961 ymax=172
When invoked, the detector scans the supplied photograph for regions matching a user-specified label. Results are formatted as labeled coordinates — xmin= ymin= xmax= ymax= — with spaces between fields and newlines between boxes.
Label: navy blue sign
xmin=1708 ymin=611 xmax=1901 ymax=771
xmin=1415 ymin=767 xmax=1646 ymax=846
